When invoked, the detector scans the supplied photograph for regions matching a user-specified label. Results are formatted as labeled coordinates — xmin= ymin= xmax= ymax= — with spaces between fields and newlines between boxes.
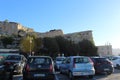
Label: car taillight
xmin=96 ymin=63 xmax=100 ymax=66
xmin=26 ymin=64 xmax=30 ymax=72
xmin=108 ymin=61 xmax=113 ymax=65
xmin=89 ymin=58 xmax=94 ymax=65
xmin=49 ymin=64 xmax=53 ymax=72
xmin=4 ymin=62 xmax=11 ymax=65
xmin=73 ymin=59 xmax=76 ymax=68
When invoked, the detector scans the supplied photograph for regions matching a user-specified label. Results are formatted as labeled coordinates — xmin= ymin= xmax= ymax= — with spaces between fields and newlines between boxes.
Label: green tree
xmin=78 ymin=40 xmax=98 ymax=56
xmin=55 ymin=36 xmax=79 ymax=56
xmin=43 ymin=37 xmax=59 ymax=57
xmin=34 ymin=37 xmax=43 ymax=53
xmin=20 ymin=35 xmax=35 ymax=55
xmin=1 ymin=36 xmax=14 ymax=48
xmin=55 ymin=36 xmax=68 ymax=56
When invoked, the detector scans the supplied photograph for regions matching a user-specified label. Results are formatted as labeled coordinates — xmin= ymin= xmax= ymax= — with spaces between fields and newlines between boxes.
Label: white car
xmin=59 ymin=56 xmax=95 ymax=79
xmin=109 ymin=56 xmax=120 ymax=68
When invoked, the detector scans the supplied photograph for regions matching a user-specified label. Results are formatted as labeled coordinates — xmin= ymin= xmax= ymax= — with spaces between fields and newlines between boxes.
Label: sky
xmin=0 ymin=0 xmax=120 ymax=48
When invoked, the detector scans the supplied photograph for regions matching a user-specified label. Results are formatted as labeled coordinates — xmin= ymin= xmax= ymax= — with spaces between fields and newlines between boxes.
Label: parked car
xmin=91 ymin=57 xmax=114 ymax=75
xmin=4 ymin=54 xmax=27 ymax=74
xmin=54 ymin=56 xmax=66 ymax=70
xmin=59 ymin=56 xmax=95 ymax=80
xmin=0 ymin=53 xmax=15 ymax=80
xmin=23 ymin=56 xmax=55 ymax=80
xmin=107 ymin=56 xmax=120 ymax=69
xmin=0 ymin=55 xmax=6 ymax=79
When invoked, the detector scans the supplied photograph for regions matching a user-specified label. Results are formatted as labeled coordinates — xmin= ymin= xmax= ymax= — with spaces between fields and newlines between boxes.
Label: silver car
xmin=54 ymin=57 xmax=66 ymax=70
xmin=60 ymin=56 xmax=95 ymax=80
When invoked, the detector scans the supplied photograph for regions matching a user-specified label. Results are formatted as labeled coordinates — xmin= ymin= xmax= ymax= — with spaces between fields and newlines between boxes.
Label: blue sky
xmin=0 ymin=0 xmax=120 ymax=48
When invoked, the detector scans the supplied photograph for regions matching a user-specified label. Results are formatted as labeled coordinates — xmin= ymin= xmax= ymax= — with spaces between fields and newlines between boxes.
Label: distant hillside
xmin=112 ymin=48 xmax=120 ymax=55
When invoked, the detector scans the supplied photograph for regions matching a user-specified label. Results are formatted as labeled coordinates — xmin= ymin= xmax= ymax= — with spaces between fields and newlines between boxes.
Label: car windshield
xmin=93 ymin=58 xmax=109 ymax=62
xmin=74 ymin=57 xmax=89 ymax=63
xmin=28 ymin=57 xmax=51 ymax=64
xmin=6 ymin=55 xmax=21 ymax=60
xmin=56 ymin=57 xmax=65 ymax=61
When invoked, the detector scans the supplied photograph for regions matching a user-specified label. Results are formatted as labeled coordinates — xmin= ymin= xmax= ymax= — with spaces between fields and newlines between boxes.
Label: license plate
xmin=104 ymin=68 xmax=109 ymax=71
xmin=34 ymin=74 xmax=45 ymax=77
xmin=81 ymin=72 xmax=89 ymax=75
xmin=73 ymin=72 xmax=81 ymax=75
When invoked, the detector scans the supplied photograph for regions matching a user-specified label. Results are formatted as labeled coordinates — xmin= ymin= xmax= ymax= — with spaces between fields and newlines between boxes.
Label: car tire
xmin=89 ymin=75 xmax=94 ymax=79
xmin=23 ymin=76 xmax=27 ymax=80
xmin=49 ymin=76 xmax=55 ymax=80
xmin=69 ymin=71 xmax=74 ymax=80
xmin=107 ymin=71 xmax=112 ymax=75
xmin=59 ymin=67 xmax=63 ymax=74
xmin=23 ymin=73 xmax=27 ymax=80
xmin=116 ymin=64 xmax=120 ymax=69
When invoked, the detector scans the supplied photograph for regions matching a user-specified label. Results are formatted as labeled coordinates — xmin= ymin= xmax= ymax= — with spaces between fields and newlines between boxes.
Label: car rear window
xmin=28 ymin=57 xmax=51 ymax=64
xmin=6 ymin=55 xmax=21 ymax=60
xmin=56 ymin=58 xmax=65 ymax=61
xmin=93 ymin=58 xmax=109 ymax=62
xmin=74 ymin=57 xmax=89 ymax=63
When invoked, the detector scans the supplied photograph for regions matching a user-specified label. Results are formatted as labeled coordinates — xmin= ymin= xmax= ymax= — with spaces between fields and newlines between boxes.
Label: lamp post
xmin=29 ymin=37 xmax=32 ymax=56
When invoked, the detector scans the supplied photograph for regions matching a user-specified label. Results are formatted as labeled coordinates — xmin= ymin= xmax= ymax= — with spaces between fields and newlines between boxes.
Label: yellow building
xmin=64 ymin=30 xmax=94 ymax=43
xmin=0 ymin=21 xmax=34 ymax=36
xmin=37 ymin=29 xmax=64 ymax=38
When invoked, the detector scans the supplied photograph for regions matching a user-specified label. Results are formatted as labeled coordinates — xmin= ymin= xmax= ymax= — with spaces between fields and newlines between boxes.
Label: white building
xmin=97 ymin=45 xmax=113 ymax=57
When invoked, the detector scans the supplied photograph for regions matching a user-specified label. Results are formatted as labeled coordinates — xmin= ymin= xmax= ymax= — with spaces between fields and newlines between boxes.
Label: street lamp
xmin=29 ymin=36 xmax=32 ymax=56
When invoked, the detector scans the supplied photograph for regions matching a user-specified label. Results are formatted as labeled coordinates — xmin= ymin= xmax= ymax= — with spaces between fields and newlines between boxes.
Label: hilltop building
xmin=0 ymin=20 xmax=113 ymax=57
xmin=37 ymin=29 xmax=64 ymax=38
xmin=36 ymin=30 xmax=94 ymax=44
xmin=0 ymin=21 xmax=34 ymax=36
xmin=64 ymin=30 xmax=94 ymax=43
xmin=0 ymin=21 xmax=34 ymax=48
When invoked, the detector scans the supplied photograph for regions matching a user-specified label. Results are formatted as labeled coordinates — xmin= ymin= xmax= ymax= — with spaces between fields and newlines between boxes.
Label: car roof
xmin=56 ymin=56 xmax=66 ymax=58
xmin=91 ymin=57 xmax=106 ymax=59
xmin=69 ymin=56 xmax=89 ymax=58
xmin=113 ymin=56 xmax=120 ymax=57
xmin=0 ymin=53 xmax=19 ymax=57
xmin=28 ymin=56 xmax=52 ymax=58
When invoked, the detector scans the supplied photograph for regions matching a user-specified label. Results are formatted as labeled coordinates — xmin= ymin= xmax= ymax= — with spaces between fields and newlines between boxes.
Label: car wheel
xmin=116 ymin=64 xmax=120 ymax=69
xmin=107 ymin=71 xmax=112 ymax=75
xmin=89 ymin=75 xmax=94 ymax=79
xmin=23 ymin=75 xmax=27 ymax=80
xmin=59 ymin=67 xmax=63 ymax=74
xmin=49 ymin=76 xmax=55 ymax=80
xmin=69 ymin=71 xmax=74 ymax=80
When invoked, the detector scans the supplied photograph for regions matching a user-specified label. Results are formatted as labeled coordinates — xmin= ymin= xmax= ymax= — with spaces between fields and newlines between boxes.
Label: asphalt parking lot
xmin=13 ymin=69 xmax=120 ymax=80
